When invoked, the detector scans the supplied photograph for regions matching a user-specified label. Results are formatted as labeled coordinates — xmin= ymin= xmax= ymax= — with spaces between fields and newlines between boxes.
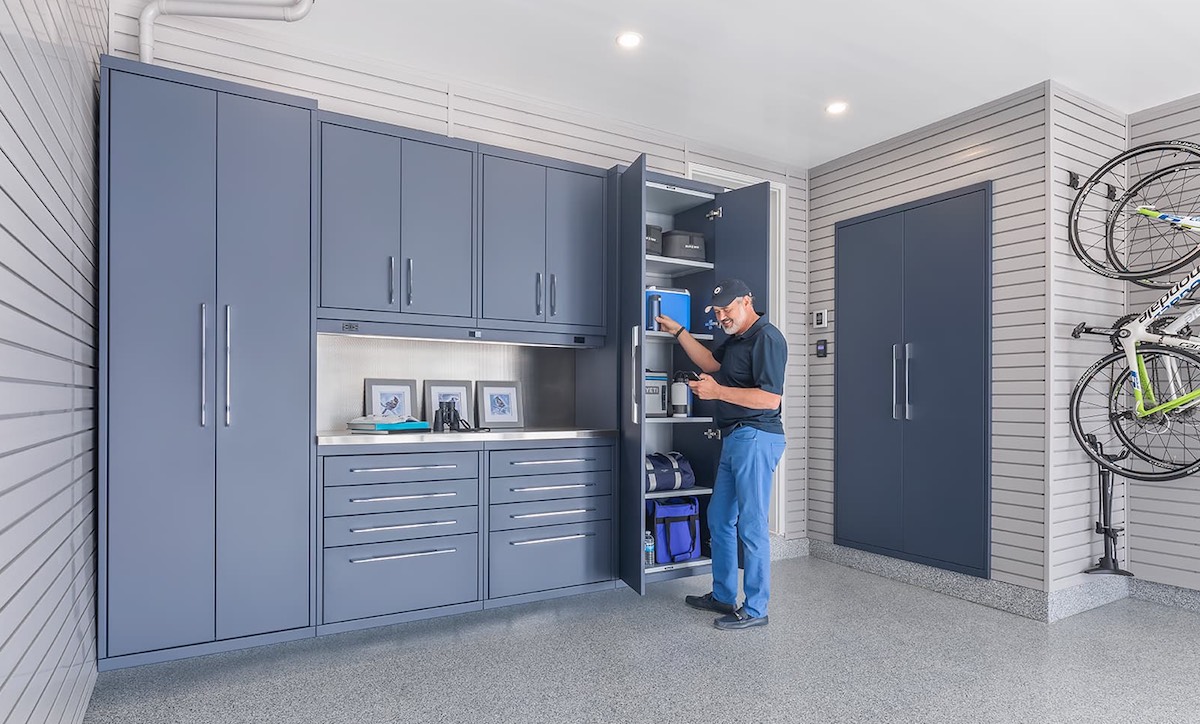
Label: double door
xmin=834 ymin=183 xmax=991 ymax=577
xmin=105 ymin=70 xmax=312 ymax=657
xmin=320 ymin=122 xmax=475 ymax=319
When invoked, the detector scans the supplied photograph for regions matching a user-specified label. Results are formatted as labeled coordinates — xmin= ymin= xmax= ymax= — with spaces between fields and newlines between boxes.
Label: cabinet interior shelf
xmin=645 ymin=329 xmax=714 ymax=342
xmin=645 ymin=254 xmax=714 ymax=277
xmin=646 ymin=181 xmax=716 ymax=215
xmin=645 ymin=416 xmax=713 ymax=424
xmin=645 ymin=485 xmax=714 ymax=500
xmin=645 ymin=556 xmax=712 ymax=574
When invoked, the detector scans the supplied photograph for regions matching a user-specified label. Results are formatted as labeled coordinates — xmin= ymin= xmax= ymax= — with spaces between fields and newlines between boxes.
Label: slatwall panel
xmin=107 ymin=2 xmax=810 ymax=537
xmin=1046 ymin=84 xmax=1129 ymax=591
xmin=1126 ymin=93 xmax=1200 ymax=591
xmin=808 ymin=85 xmax=1048 ymax=589
xmin=0 ymin=0 xmax=106 ymax=722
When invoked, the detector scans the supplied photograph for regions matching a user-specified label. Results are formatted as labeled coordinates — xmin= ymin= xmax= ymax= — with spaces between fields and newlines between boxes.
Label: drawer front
xmin=488 ymin=446 xmax=611 ymax=478
xmin=489 ymin=521 xmax=612 ymax=599
xmin=488 ymin=470 xmax=612 ymax=505
xmin=324 ymin=452 xmax=479 ymax=487
xmin=323 ymin=534 xmax=478 ymax=623
xmin=490 ymin=496 xmax=612 ymax=532
xmin=324 ymin=507 xmax=478 ymax=547
xmin=324 ymin=478 xmax=479 ymax=517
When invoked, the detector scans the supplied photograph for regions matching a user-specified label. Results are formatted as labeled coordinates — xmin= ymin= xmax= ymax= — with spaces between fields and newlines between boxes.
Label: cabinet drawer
xmin=488 ymin=446 xmax=611 ymax=477
xmin=489 ymin=521 xmax=612 ymax=599
xmin=488 ymin=470 xmax=612 ymax=504
xmin=323 ymin=534 xmax=478 ymax=623
xmin=324 ymin=452 xmax=478 ymax=486
xmin=324 ymin=507 xmax=478 ymax=547
xmin=490 ymin=496 xmax=611 ymax=532
xmin=324 ymin=478 xmax=478 ymax=517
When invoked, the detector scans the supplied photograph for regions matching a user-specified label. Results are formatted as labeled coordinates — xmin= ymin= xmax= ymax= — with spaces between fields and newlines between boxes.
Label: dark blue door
xmin=401 ymin=140 xmax=474 ymax=318
xmin=546 ymin=168 xmax=605 ymax=328
xmin=714 ymin=182 xmax=772 ymax=313
xmin=834 ymin=212 xmax=905 ymax=553
xmin=481 ymin=156 xmax=547 ymax=323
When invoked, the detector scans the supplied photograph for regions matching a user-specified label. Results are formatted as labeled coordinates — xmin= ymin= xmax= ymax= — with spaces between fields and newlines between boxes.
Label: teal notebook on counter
xmin=347 ymin=415 xmax=432 ymax=434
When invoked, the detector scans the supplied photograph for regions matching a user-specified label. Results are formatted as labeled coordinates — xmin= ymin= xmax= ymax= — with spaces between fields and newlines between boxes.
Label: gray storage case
xmin=646 ymin=225 xmax=663 ymax=255
xmin=663 ymin=231 xmax=706 ymax=261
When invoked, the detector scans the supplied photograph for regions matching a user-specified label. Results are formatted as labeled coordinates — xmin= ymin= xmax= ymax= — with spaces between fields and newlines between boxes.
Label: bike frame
xmin=1120 ymin=261 xmax=1200 ymax=417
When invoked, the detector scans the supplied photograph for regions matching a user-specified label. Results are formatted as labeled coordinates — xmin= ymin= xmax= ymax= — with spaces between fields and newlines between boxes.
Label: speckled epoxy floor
xmin=84 ymin=557 xmax=1200 ymax=724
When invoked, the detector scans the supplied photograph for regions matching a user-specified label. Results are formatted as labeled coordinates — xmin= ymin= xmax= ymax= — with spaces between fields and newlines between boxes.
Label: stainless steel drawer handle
xmin=510 ymin=533 xmax=594 ymax=546
xmin=349 ymin=492 xmax=458 ymax=504
xmin=511 ymin=484 xmax=593 ymax=492
xmin=349 ymin=464 xmax=459 ymax=473
xmin=512 ymin=509 xmax=592 ymax=520
xmin=510 ymin=458 xmax=595 ymax=466
xmin=350 ymin=548 xmax=456 ymax=564
xmin=351 ymin=520 xmax=457 ymax=534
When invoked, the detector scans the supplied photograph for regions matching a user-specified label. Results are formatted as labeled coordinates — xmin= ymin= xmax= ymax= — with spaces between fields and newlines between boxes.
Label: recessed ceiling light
xmin=826 ymin=101 xmax=849 ymax=115
xmin=616 ymin=31 xmax=643 ymax=49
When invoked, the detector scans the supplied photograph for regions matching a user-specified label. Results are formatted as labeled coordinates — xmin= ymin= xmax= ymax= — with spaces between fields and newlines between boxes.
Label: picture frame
xmin=424 ymin=380 xmax=474 ymax=424
xmin=363 ymin=378 xmax=418 ymax=418
xmin=476 ymin=380 xmax=524 ymax=429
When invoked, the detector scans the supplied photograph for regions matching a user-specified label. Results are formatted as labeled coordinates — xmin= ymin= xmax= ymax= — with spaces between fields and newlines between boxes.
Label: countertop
xmin=316 ymin=427 xmax=617 ymax=447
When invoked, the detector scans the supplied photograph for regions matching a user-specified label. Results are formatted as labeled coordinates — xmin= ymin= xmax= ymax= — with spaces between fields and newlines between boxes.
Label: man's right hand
xmin=655 ymin=315 xmax=682 ymax=335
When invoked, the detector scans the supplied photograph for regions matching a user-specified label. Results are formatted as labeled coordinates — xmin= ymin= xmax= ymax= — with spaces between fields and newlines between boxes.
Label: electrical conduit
xmin=139 ymin=0 xmax=314 ymax=63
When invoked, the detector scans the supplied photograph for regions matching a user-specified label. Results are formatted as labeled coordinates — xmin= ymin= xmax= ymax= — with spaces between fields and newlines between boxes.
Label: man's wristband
xmin=673 ymin=327 xmax=685 ymax=339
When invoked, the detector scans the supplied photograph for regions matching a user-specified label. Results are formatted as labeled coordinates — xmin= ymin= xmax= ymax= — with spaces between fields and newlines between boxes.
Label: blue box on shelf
xmin=645 ymin=287 xmax=690 ymax=332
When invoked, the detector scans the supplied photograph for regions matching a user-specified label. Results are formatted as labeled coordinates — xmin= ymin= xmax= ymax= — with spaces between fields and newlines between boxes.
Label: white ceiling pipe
xmin=139 ymin=0 xmax=314 ymax=63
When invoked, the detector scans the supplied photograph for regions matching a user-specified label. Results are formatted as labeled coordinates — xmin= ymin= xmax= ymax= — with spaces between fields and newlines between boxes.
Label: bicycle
xmin=1068 ymin=142 xmax=1200 ymax=481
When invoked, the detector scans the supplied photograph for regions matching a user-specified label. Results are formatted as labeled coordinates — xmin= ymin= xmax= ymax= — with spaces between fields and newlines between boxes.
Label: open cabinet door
xmin=618 ymin=155 xmax=648 ymax=594
xmin=714 ymin=181 xmax=772 ymax=313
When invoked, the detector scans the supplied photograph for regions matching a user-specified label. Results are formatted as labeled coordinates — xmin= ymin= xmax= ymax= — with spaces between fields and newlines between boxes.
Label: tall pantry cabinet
xmin=99 ymin=58 xmax=315 ymax=664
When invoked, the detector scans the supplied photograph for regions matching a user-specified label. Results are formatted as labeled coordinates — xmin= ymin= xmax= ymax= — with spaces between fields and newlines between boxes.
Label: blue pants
xmin=709 ymin=426 xmax=786 ymax=619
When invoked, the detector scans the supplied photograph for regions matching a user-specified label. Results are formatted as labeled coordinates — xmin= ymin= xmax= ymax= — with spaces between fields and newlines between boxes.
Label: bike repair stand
xmin=1083 ymin=434 xmax=1134 ymax=577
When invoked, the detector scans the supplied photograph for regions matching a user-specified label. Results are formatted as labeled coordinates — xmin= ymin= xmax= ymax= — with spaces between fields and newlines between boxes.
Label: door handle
xmin=892 ymin=344 xmax=899 ymax=420
xmin=905 ymin=342 xmax=913 ymax=420
xmin=388 ymin=256 xmax=396 ymax=305
xmin=406 ymin=258 xmax=414 ymax=306
xmin=550 ymin=273 xmax=557 ymax=316
xmin=536 ymin=272 xmax=543 ymax=316
xmin=200 ymin=303 xmax=207 ymax=427
xmin=225 ymin=305 xmax=232 ymax=426
xmin=630 ymin=325 xmax=640 ymax=425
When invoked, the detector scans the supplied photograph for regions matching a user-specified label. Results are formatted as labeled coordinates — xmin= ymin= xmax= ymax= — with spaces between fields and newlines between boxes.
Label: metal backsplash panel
xmin=317 ymin=335 xmax=577 ymax=430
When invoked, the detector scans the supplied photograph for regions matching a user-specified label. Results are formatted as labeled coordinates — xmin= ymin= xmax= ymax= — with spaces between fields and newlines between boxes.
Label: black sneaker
xmin=685 ymin=592 xmax=736 ymax=615
xmin=714 ymin=607 xmax=768 ymax=630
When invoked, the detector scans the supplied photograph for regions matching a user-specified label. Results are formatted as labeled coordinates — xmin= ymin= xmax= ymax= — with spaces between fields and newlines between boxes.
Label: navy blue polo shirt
xmin=711 ymin=315 xmax=787 ymax=435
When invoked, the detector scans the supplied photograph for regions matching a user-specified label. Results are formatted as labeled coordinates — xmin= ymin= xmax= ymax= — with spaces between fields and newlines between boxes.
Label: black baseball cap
xmin=705 ymin=279 xmax=753 ymax=312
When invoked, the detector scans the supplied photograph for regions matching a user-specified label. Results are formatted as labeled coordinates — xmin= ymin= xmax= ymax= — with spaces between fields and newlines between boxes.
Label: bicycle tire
xmin=1070 ymin=343 xmax=1200 ymax=481
xmin=1067 ymin=140 xmax=1200 ymax=287
xmin=1105 ymin=161 xmax=1200 ymax=281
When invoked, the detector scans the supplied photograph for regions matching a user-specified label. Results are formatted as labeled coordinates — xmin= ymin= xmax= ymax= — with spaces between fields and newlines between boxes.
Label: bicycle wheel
xmin=1070 ymin=344 xmax=1200 ymax=481
xmin=1068 ymin=140 xmax=1200 ymax=288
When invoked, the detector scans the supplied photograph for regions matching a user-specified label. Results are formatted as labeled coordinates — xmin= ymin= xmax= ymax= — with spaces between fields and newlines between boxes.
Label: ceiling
xmin=232 ymin=0 xmax=1200 ymax=169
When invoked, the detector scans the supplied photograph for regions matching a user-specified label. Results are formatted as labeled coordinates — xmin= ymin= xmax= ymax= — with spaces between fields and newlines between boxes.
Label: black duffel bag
xmin=644 ymin=451 xmax=696 ymax=493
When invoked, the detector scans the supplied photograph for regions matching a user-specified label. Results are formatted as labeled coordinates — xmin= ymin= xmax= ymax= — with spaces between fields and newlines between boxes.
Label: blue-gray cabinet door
xmin=481 ymin=155 xmax=547 ymax=323
xmin=714 ymin=181 xmax=772 ymax=312
xmin=546 ymin=168 xmax=605 ymax=328
xmin=617 ymin=155 xmax=648 ymax=594
xmin=834 ymin=211 xmax=905 ymax=554
xmin=900 ymin=188 xmax=990 ymax=577
xmin=214 ymin=93 xmax=312 ymax=639
xmin=106 ymin=71 xmax=218 ymax=656
xmin=400 ymin=140 xmax=474 ymax=318
xmin=320 ymin=124 xmax=400 ymax=312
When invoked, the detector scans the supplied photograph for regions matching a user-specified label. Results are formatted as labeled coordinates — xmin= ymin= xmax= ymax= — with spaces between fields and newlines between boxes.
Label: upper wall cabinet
xmin=320 ymin=118 xmax=475 ymax=321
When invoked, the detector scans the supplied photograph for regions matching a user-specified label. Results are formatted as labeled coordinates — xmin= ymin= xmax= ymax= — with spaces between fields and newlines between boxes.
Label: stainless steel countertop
xmin=316 ymin=427 xmax=617 ymax=447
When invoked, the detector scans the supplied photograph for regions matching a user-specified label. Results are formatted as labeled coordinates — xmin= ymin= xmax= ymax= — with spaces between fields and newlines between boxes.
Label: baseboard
xmin=1130 ymin=577 xmax=1200 ymax=613
xmin=770 ymin=534 xmax=809 ymax=561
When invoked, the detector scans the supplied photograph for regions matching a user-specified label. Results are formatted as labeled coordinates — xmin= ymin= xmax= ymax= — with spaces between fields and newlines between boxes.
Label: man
xmin=655 ymin=279 xmax=787 ymax=630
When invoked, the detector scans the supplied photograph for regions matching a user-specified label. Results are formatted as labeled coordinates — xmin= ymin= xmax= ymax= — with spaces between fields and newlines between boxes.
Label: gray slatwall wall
xmin=0 ymin=0 xmax=107 ymax=722
xmin=107 ymin=2 xmax=810 ymax=538
xmin=1127 ymin=93 xmax=1200 ymax=590
xmin=808 ymin=85 xmax=1049 ymax=589
xmin=1046 ymin=85 xmax=1129 ymax=591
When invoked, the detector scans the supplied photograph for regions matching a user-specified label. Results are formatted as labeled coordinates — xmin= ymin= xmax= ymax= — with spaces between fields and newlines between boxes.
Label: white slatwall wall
xmin=108 ymin=2 xmax=809 ymax=538
xmin=1046 ymin=84 xmax=1129 ymax=591
xmin=1127 ymin=93 xmax=1200 ymax=590
xmin=0 ymin=0 xmax=106 ymax=722
xmin=808 ymin=85 xmax=1049 ymax=589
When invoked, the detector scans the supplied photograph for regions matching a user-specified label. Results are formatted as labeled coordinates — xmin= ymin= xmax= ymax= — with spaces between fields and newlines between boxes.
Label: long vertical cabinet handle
xmin=225 ymin=305 xmax=232 ymax=427
xmin=549 ymin=274 xmax=557 ymax=317
xmin=388 ymin=256 xmax=396 ymax=305
xmin=200 ymin=303 xmax=207 ymax=427
xmin=535 ymin=273 xmax=543 ymax=316
xmin=406 ymin=258 xmax=414 ymax=306
xmin=904 ymin=342 xmax=912 ymax=421
xmin=892 ymin=344 xmax=899 ymax=420
xmin=630 ymin=325 xmax=640 ymax=425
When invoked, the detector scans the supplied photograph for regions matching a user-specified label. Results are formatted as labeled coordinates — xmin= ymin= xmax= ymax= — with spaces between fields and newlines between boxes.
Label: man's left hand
xmin=688 ymin=374 xmax=722 ymax=401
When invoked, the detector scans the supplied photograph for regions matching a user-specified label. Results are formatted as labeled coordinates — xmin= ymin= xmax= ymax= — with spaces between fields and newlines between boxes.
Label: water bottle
xmin=644 ymin=530 xmax=656 ymax=566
